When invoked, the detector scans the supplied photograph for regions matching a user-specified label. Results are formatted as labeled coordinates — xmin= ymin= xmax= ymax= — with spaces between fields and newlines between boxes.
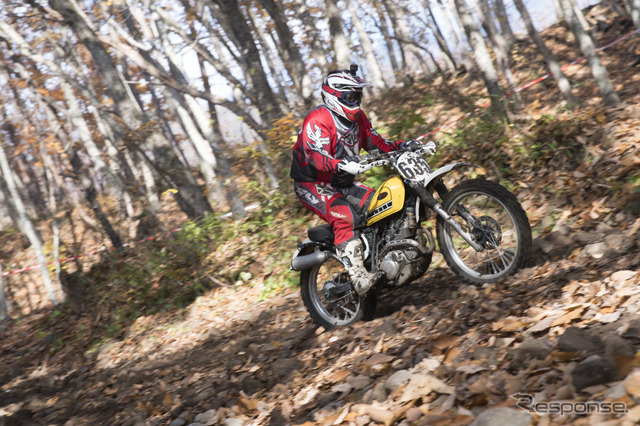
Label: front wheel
xmin=300 ymin=256 xmax=377 ymax=329
xmin=436 ymin=179 xmax=531 ymax=285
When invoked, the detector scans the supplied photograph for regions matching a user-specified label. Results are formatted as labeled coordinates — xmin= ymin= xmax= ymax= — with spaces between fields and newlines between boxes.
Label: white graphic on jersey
xmin=306 ymin=123 xmax=331 ymax=155
xmin=306 ymin=123 xmax=331 ymax=154
xmin=341 ymin=123 xmax=360 ymax=150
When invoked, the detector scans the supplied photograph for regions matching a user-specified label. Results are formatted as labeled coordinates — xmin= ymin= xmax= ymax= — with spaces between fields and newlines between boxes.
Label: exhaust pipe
xmin=291 ymin=251 xmax=329 ymax=271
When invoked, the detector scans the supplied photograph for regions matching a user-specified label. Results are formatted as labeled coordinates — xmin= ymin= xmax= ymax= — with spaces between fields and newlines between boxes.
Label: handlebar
xmin=356 ymin=142 xmax=436 ymax=169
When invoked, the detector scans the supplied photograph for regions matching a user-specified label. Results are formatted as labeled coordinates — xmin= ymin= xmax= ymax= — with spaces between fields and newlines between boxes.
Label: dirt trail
xmin=2 ymin=221 xmax=639 ymax=426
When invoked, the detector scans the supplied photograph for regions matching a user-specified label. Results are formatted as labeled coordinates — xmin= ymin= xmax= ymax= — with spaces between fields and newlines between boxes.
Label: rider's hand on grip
xmin=402 ymin=140 xmax=423 ymax=151
xmin=338 ymin=158 xmax=368 ymax=175
xmin=424 ymin=141 xmax=437 ymax=155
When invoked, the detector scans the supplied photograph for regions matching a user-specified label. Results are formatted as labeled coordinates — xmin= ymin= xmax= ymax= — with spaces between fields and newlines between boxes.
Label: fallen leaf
xmin=550 ymin=305 xmax=585 ymax=327
xmin=162 ymin=393 xmax=173 ymax=410
xmin=325 ymin=369 xmax=348 ymax=384
xmin=400 ymin=374 xmax=454 ymax=402
xmin=624 ymin=368 xmax=640 ymax=398
xmin=364 ymin=353 xmax=394 ymax=367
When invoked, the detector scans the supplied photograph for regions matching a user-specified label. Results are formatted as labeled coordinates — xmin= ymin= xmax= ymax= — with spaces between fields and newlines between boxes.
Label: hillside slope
xmin=1 ymin=4 xmax=640 ymax=425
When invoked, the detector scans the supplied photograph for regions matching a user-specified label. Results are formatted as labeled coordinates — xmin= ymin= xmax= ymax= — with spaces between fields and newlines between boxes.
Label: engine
xmin=377 ymin=209 xmax=431 ymax=286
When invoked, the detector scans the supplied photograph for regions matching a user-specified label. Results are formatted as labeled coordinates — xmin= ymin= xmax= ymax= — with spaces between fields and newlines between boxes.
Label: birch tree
xmin=0 ymin=110 xmax=61 ymax=304
xmin=347 ymin=0 xmax=387 ymax=90
xmin=291 ymin=0 xmax=329 ymax=76
xmin=424 ymin=0 xmax=458 ymax=73
xmin=558 ymin=0 xmax=621 ymax=106
xmin=47 ymin=0 xmax=214 ymax=219
xmin=513 ymin=0 xmax=578 ymax=105
xmin=6 ymin=58 xmax=124 ymax=250
xmin=625 ymin=0 xmax=640 ymax=27
xmin=492 ymin=0 xmax=515 ymax=49
xmin=325 ymin=0 xmax=352 ymax=67
xmin=453 ymin=0 xmax=507 ymax=116
xmin=258 ymin=0 xmax=314 ymax=107
xmin=0 ymin=264 xmax=7 ymax=321
xmin=478 ymin=0 xmax=520 ymax=107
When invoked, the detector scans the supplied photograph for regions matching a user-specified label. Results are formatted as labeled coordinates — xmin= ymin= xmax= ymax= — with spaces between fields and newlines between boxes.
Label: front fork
xmin=412 ymin=182 xmax=484 ymax=252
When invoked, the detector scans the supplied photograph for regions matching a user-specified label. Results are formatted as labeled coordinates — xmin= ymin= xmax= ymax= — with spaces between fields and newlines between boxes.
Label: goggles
xmin=340 ymin=91 xmax=363 ymax=106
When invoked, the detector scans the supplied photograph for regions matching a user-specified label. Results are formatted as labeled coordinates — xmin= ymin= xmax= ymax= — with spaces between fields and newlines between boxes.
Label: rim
xmin=442 ymin=191 xmax=520 ymax=280
xmin=309 ymin=258 xmax=363 ymax=327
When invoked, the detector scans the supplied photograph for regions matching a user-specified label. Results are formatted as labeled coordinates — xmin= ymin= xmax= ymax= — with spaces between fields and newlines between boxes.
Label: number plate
xmin=396 ymin=152 xmax=431 ymax=185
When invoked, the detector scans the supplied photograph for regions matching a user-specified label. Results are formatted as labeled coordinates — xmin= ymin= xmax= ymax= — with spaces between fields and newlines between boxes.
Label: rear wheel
xmin=436 ymin=180 xmax=531 ymax=285
xmin=300 ymin=256 xmax=377 ymax=329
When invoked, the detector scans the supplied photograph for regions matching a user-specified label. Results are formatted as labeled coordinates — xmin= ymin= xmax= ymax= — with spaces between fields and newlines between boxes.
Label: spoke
xmin=341 ymin=306 xmax=356 ymax=317
xmin=497 ymin=248 xmax=515 ymax=268
xmin=484 ymin=255 xmax=501 ymax=274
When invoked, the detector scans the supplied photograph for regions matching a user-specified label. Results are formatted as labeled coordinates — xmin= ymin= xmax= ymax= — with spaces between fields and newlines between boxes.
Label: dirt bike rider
xmin=290 ymin=65 xmax=426 ymax=295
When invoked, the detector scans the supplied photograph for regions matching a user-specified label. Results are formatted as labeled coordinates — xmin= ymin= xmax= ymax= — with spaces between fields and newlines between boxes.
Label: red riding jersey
xmin=290 ymin=106 xmax=404 ymax=246
xmin=290 ymin=106 xmax=402 ymax=187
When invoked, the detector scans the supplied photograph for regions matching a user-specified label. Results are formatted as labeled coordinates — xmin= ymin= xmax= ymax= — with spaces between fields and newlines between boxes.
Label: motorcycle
xmin=290 ymin=142 xmax=532 ymax=329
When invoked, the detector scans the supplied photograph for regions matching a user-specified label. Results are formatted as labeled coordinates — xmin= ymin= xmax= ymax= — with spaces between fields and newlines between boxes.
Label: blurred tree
xmin=558 ymin=0 xmax=621 ymax=106
xmin=513 ymin=0 xmax=578 ymax=105
xmin=453 ymin=0 xmax=507 ymax=116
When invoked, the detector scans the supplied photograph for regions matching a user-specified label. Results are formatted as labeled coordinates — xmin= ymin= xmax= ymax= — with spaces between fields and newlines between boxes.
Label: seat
xmin=307 ymin=224 xmax=334 ymax=244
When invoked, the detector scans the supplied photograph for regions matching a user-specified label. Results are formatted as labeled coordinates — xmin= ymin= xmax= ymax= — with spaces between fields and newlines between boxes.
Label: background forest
xmin=0 ymin=0 xmax=640 ymax=424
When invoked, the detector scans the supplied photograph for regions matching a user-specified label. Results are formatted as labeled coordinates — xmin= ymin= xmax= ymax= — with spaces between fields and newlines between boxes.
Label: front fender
xmin=424 ymin=162 xmax=477 ymax=188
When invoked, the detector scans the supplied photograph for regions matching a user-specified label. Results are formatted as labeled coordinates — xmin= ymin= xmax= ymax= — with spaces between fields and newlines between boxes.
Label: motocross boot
xmin=336 ymin=237 xmax=384 ymax=295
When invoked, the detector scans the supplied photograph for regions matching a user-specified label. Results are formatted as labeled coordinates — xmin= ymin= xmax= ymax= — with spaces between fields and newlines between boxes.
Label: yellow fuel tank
xmin=366 ymin=176 xmax=405 ymax=226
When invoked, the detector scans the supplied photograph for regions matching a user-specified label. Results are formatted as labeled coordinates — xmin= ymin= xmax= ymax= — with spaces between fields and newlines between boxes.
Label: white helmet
xmin=321 ymin=65 xmax=369 ymax=122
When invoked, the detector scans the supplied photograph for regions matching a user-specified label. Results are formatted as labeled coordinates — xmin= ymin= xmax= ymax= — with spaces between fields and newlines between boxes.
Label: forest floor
xmin=1 ymin=4 xmax=640 ymax=426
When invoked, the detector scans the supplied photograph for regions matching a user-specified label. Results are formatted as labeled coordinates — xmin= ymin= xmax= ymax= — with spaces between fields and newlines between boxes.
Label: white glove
xmin=338 ymin=159 xmax=368 ymax=175
xmin=423 ymin=141 xmax=437 ymax=155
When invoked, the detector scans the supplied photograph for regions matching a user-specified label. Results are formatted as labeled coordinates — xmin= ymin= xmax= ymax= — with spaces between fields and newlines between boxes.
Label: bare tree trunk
xmin=14 ymin=152 xmax=46 ymax=217
xmin=47 ymin=0 xmax=213 ymax=220
xmin=381 ymin=0 xmax=409 ymax=75
xmin=625 ymin=0 xmax=640 ymax=27
xmin=573 ymin=1 xmax=591 ymax=31
xmin=59 ymin=81 xmax=134 ymax=214
xmin=478 ymin=0 xmax=521 ymax=108
xmin=259 ymin=0 xmax=314 ymax=107
xmin=453 ymin=0 xmax=507 ymax=116
xmin=347 ymin=0 xmax=387 ymax=91
xmin=492 ymin=0 xmax=515 ymax=49
xmin=206 ymin=0 xmax=282 ymax=189
xmin=442 ymin=0 xmax=478 ymax=76
xmin=424 ymin=1 xmax=458 ymax=73
xmin=374 ymin=1 xmax=400 ymax=81
xmin=601 ymin=0 xmax=629 ymax=18
xmin=291 ymin=0 xmax=329 ymax=77
xmin=138 ymin=4 xmax=232 ymax=210
xmin=513 ymin=0 xmax=578 ymax=105
xmin=245 ymin=6 xmax=291 ymax=107
xmin=558 ymin=0 xmax=621 ymax=106
xmin=208 ymin=0 xmax=283 ymax=124
xmin=195 ymin=53 xmax=248 ymax=219
xmin=7 ymin=58 xmax=125 ymax=250
xmin=552 ymin=0 xmax=565 ymax=20
xmin=39 ymin=141 xmax=63 ymax=295
xmin=0 ymin=264 xmax=7 ymax=321
xmin=325 ymin=0 xmax=351 ymax=68
xmin=0 ymin=110 xmax=60 ymax=305
xmin=384 ymin=0 xmax=429 ymax=83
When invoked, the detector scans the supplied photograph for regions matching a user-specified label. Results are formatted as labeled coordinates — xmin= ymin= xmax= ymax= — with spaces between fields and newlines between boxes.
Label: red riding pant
xmin=294 ymin=181 xmax=375 ymax=246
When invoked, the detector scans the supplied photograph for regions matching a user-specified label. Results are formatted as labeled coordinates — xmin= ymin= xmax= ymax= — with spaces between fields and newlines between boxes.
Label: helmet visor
xmin=341 ymin=91 xmax=363 ymax=106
